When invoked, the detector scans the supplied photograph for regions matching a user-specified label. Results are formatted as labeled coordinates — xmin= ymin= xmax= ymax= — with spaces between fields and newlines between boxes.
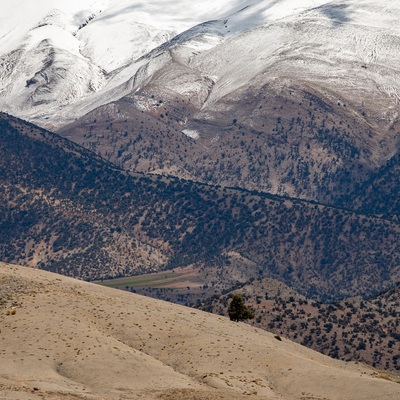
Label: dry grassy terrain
xmin=205 ymin=278 xmax=400 ymax=372
xmin=99 ymin=269 xmax=400 ymax=372
xmin=1 ymin=262 xmax=400 ymax=400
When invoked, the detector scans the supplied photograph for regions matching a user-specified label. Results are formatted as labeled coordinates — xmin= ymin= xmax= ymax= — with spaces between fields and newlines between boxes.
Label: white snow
xmin=182 ymin=129 xmax=200 ymax=139
xmin=0 ymin=0 xmax=400 ymax=129
xmin=0 ymin=0 xmax=326 ymax=74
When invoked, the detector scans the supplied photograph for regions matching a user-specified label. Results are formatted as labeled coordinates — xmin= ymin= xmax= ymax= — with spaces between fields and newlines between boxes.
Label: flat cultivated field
xmin=97 ymin=266 xmax=203 ymax=289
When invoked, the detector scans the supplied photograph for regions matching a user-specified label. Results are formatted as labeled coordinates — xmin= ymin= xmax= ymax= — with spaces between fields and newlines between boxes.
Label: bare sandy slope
xmin=1 ymin=263 xmax=399 ymax=400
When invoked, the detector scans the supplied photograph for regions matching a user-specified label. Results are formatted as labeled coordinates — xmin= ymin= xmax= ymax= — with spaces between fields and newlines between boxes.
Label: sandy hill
xmin=1 ymin=263 xmax=399 ymax=400
xmin=203 ymin=277 xmax=400 ymax=372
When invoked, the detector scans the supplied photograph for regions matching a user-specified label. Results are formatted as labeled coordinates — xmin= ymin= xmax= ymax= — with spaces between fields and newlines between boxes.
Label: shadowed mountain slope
xmin=339 ymin=151 xmax=400 ymax=220
xmin=1 ymin=113 xmax=399 ymax=301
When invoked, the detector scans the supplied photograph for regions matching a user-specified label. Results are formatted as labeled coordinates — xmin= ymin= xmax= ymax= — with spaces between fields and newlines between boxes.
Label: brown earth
xmin=205 ymin=277 xmax=400 ymax=372
xmin=1 ymin=262 xmax=400 ymax=400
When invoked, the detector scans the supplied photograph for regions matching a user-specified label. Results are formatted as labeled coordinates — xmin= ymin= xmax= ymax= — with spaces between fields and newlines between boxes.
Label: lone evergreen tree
xmin=228 ymin=294 xmax=255 ymax=322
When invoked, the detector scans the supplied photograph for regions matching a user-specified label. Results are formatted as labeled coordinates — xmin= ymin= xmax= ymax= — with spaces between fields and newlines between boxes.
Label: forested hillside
xmin=1 ymin=113 xmax=399 ymax=301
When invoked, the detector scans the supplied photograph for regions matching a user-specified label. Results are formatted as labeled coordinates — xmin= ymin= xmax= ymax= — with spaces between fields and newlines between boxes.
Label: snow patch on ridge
xmin=182 ymin=129 xmax=200 ymax=139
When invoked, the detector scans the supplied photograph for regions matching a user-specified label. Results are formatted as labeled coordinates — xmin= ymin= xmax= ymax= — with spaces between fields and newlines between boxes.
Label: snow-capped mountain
xmin=4 ymin=0 xmax=399 ymax=130
xmin=1 ymin=0 xmax=400 ymax=202
xmin=0 ymin=0 xmax=270 ymax=125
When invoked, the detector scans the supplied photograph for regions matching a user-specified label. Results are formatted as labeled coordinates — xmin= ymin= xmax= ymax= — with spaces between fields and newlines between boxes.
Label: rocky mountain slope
xmin=1 ymin=112 xmax=399 ymax=301
xmin=1 ymin=262 xmax=400 ymax=400
xmin=1 ymin=1 xmax=400 ymax=203
xmin=58 ymin=0 xmax=400 ymax=203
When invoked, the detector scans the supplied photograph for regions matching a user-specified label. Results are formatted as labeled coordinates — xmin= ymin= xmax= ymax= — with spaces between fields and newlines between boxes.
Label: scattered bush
xmin=228 ymin=294 xmax=255 ymax=322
